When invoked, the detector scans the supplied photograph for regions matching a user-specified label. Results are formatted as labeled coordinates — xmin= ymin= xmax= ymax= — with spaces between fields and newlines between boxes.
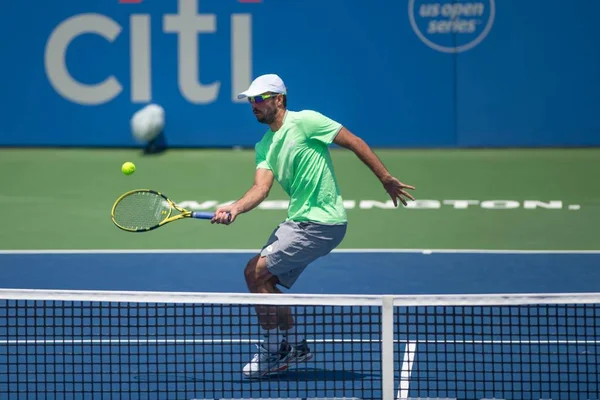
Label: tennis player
xmin=211 ymin=74 xmax=415 ymax=378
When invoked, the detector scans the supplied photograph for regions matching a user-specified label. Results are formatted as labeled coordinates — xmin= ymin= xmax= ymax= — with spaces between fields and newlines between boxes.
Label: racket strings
xmin=113 ymin=192 xmax=171 ymax=230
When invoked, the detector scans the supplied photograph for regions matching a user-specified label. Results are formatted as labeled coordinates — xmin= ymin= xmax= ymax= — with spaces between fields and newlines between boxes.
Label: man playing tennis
xmin=211 ymin=74 xmax=415 ymax=378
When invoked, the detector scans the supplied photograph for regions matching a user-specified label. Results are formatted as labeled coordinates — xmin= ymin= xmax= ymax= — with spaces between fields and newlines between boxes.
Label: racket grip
xmin=191 ymin=212 xmax=215 ymax=220
xmin=191 ymin=211 xmax=231 ymax=222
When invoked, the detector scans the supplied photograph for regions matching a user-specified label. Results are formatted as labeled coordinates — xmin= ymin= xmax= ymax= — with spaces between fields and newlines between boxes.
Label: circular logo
xmin=408 ymin=0 xmax=495 ymax=53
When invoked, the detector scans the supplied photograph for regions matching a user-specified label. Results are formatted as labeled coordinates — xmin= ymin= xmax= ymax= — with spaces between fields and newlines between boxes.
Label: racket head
xmin=111 ymin=189 xmax=178 ymax=232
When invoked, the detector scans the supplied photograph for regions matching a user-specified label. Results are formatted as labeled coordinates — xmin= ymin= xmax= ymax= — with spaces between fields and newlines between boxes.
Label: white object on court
xmin=130 ymin=104 xmax=165 ymax=142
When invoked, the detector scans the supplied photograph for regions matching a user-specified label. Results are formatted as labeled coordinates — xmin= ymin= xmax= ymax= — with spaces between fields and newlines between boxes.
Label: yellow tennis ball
xmin=121 ymin=162 xmax=136 ymax=176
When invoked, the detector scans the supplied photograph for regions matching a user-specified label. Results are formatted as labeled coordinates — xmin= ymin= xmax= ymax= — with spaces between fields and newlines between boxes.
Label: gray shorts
xmin=260 ymin=220 xmax=347 ymax=289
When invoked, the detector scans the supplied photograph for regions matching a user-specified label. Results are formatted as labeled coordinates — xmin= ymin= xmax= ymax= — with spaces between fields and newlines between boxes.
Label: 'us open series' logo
xmin=408 ymin=0 xmax=495 ymax=53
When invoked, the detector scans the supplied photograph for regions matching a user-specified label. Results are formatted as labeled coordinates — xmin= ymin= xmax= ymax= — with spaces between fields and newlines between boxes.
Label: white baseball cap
xmin=237 ymin=74 xmax=287 ymax=99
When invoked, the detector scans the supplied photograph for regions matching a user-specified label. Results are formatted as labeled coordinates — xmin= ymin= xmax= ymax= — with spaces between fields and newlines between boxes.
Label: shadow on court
xmin=135 ymin=368 xmax=375 ymax=383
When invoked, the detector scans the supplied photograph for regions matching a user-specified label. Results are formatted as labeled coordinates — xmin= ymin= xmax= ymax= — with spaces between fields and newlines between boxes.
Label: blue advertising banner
xmin=0 ymin=0 xmax=598 ymax=147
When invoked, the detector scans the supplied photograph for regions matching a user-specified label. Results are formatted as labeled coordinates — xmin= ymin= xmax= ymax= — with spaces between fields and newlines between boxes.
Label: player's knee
xmin=244 ymin=256 xmax=260 ymax=292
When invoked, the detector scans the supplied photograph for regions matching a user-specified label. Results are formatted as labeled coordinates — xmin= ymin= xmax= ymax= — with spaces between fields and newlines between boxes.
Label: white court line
xmin=1 ymin=338 xmax=598 ymax=345
xmin=0 ymin=249 xmax=599 ymax=255
xmin=0 ymin=338 xmax=380 ymax=345
xmin=397 ymin=342 xmax=416 ymax=400
xmin=401 ymin=339 xmax=600 ymax=344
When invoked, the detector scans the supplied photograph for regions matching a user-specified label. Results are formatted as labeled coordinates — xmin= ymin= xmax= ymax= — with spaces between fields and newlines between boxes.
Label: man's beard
xmin=255 ymin=107 xmax=277 ymax=124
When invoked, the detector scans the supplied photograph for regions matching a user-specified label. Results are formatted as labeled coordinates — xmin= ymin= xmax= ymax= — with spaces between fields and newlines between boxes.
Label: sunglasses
xmin=248 ymin=93 xmax=282 ymax=104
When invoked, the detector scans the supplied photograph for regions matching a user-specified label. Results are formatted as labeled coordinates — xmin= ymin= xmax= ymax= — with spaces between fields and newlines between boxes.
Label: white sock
xmin=283 ymin=326 xmax=299 ymax=346
xmin=262 ymin=328 xmax=280 ymax=353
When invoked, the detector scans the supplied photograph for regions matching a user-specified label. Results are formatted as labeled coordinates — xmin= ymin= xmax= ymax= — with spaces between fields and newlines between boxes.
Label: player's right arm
xmin=211 ymin=168 xmax=274 ymax=225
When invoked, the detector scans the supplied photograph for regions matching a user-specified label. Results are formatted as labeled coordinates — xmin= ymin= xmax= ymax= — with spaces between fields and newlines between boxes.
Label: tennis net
xmin=0 ymin=289 xmax=598 ymax=400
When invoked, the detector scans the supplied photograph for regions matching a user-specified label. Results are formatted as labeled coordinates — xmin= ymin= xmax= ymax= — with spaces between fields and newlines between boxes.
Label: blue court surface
xmin=1 ymin=250 xmax=599 ymax=294
xmin=1 ymin=250 xmax=599 ymax=400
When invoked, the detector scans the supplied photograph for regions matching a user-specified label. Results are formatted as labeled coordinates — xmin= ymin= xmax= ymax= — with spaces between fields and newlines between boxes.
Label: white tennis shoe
xmin=242 ymin=341 xmax=295 ymax=378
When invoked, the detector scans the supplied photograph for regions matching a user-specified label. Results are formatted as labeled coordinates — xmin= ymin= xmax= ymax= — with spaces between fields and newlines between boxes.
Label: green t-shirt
xmin=255 ymin=110 xmax=347 ymax=224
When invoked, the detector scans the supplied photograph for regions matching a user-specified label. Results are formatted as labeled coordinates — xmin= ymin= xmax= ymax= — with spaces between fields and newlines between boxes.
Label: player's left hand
xmin=382 ymin=176 xmax=415 ymax=207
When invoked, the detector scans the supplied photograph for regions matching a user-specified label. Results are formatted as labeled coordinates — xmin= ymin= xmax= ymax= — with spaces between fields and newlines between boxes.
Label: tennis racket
xmin=111 ymin=189 xmax=227 ymax=232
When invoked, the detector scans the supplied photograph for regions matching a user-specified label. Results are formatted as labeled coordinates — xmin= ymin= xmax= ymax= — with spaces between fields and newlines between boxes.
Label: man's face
xmin=249 ymin=93 xmax=280 ymax=124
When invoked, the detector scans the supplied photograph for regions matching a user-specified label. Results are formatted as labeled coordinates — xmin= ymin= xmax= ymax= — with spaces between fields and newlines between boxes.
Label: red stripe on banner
xmin=238 ymin=0 xmax=262 ymax=3
xmin=119 ymin=0 xmax=143 ymax=3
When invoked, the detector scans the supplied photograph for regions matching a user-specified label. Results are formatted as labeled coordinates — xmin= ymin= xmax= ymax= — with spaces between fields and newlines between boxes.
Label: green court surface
xmin=0 ymin=148 xmax=598 ymax=250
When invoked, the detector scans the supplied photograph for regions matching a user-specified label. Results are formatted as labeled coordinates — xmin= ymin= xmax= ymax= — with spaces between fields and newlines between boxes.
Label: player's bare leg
xmin=245 ymin=255 xmax=292 ymax=328
xmin=242 ymin=255 xmax=311 ymax=377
